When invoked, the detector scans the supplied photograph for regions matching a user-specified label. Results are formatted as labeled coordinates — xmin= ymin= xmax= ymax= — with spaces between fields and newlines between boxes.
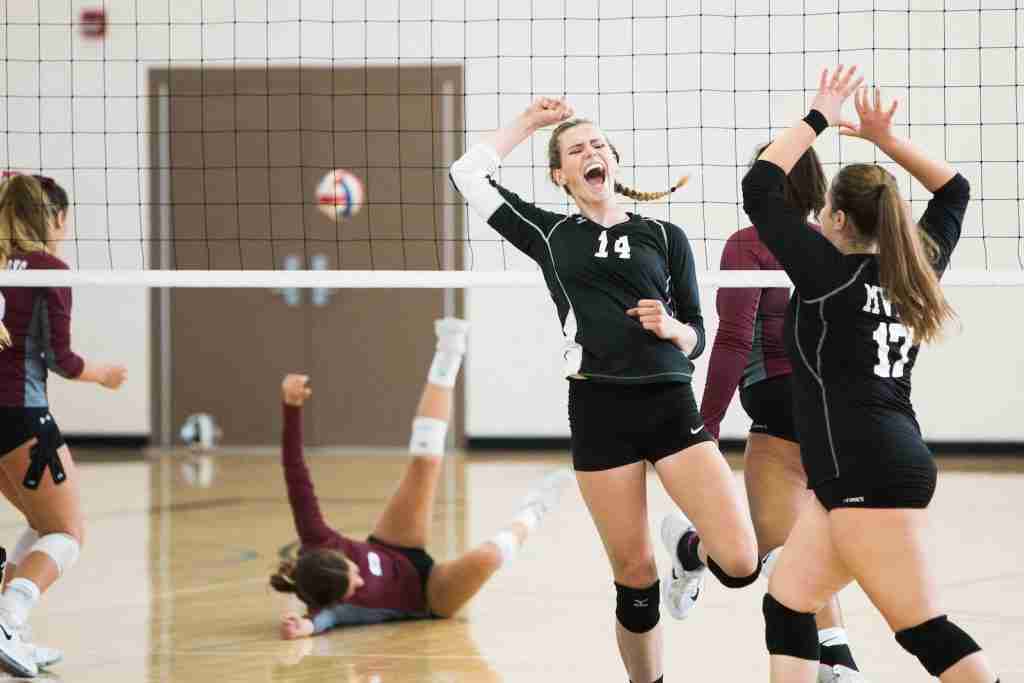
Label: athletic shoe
xmin=14 ymin=624 xmax=61 ymax=670
xmin=518 ymin=467 xmax=574 ymax=523
xmin=31 ymin=643 xmax=62 ymax=669
xmin=434 ymin=318 xmax=470 ymax=355
xmin=0 ymin=612 xmax=38 ymax=677
xmin=660 ymin=511 xmax=705 ymax=620
xmin=819 ymin=664 xmax=870 ymax=683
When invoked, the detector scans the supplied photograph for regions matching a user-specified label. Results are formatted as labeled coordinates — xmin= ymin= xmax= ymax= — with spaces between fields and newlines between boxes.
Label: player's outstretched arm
xmin=838 ymin=86 xmax=956 ymax=193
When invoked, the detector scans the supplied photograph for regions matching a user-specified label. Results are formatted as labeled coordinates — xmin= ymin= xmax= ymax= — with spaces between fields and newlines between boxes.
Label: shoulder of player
xmin=24 ymin=251 xmax=70 ymax=270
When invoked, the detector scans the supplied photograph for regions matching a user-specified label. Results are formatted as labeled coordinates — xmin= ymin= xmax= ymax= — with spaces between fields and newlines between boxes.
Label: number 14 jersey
xmin=451 ymin=143 xmax=706 ymax=384
xmin=742 ymin=159 xmax=969 ymax=486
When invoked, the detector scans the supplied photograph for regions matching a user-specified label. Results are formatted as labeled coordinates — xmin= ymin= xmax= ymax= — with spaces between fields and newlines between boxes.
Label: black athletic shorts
xmin=568 ymin=379 xmax=713 ymax=472
xmin=0 ymin=407 xmax=65 ymax=458
xmin=811 ymin=411 xmax=937 ymax=511
xmin=366 ymin=535 xmax=435 ymax=596
xmin=739 ymin=375 xmax=798 ymax=443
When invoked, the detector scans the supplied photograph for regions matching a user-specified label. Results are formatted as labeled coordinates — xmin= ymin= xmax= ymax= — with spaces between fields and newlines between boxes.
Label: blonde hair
xmin=0 ymin=175 xmax=54 ymax=350
xmin=830 ymin=164 xmax=955 ymax=343
xmin=548 ymin=118 xmax=688 ymax=202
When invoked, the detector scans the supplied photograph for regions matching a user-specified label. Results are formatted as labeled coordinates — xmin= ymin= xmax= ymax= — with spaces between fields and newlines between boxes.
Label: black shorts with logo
xmin=366 ymin=535 xmax=435 ymax=595
xmin=568 ymin=380 xmax=713 ymax=472
xmin=0 ymin=407 xmax=64 ymax=458
xmin=738 ymin=375 xmax=798 ymax=443
xmin=810 ymin=410 xmax=937 ymax=511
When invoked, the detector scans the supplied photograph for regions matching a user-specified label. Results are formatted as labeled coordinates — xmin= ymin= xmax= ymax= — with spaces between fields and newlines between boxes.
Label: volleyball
xmin=316 ymin=169 xmax=364 ymax=222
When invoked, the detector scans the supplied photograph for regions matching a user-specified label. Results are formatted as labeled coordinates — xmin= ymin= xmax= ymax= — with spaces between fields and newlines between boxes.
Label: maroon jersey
xmin=699 ymin=226 xmax=797 ymax=439
xmin=0 ymin=251 xmax=84 ymax=407
xmin=281 ymin=405 xmax=429 ymax=626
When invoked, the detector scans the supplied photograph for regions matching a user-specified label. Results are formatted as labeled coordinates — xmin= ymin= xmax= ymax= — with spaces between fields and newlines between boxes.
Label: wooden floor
xmin=2 ymin=450 xmax=1022 ymax=681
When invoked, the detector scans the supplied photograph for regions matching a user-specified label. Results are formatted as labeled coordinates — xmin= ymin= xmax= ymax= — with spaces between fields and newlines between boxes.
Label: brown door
xmin=153 ymin=65 xmax=464 ymax=448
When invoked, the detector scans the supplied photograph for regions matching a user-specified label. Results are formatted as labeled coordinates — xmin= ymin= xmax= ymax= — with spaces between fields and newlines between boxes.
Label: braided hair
xmin=548 ymin=118 xmax=688 ymax=202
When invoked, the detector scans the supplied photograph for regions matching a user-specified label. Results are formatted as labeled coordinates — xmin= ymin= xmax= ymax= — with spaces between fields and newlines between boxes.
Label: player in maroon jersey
xmin=270 ymin=319 xmax=572 ymax=638
xmin=700 ymin=147 xmax=866 ymax=683
xmin=0 ymin=174 xmax=126 ymax=676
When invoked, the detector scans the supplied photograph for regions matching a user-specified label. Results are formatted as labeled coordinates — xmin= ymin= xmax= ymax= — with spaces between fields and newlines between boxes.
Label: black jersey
xmin=451 ymin=143 xmax=705 ymax=384
xmin=742 ymin=159 xmax=968 ymax=485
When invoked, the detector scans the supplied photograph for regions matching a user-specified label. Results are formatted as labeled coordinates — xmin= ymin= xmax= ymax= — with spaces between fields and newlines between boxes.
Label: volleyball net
xmin=1 ymin=2 xmax=1022 ymax=288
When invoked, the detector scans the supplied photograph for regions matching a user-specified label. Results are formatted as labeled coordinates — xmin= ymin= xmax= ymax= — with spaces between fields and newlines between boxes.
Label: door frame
xmin=148 ymin=64 xmax=466 ymax=447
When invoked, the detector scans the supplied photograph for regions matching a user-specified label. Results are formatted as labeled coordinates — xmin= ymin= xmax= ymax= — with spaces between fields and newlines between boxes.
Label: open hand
xmin=838 ymin=86 xmax=898 ymax=146
xmin=280 ymin=613 xmax=315 ymax=640
xmin=809 ymin=65 xmax=864 ymax=126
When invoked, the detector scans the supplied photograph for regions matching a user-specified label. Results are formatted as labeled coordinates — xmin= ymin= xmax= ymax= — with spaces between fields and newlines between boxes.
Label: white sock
xmin=489 ymin=531 xmax=520 ymax=567
xmin=819 ymin=627 xmax=849 ymax=646
xmin=427 ymin=350 xmax=463 ymax=388
xmin=0 ymin=578 xmax=41 ymax=628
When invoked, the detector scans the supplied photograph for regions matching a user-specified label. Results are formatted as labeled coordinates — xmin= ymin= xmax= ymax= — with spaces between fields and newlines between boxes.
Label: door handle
xmin=311 ymin=254 xmax=334 ymax=307
xmin=274 ymin=254 xmax=302 ymax=307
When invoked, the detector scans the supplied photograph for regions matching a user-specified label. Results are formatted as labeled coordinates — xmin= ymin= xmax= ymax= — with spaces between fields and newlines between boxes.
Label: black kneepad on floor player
xmin=763 ymin=593 xmax=820 ymax=661
xmin=895 ymin=615 xmax=982 ymax=677
xmin=615 ymin=580 xmax=660 ymax=633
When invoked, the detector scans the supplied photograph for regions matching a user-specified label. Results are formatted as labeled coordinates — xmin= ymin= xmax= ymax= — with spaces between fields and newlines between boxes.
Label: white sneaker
xmin=660 ymin=511 xmax=705 ymax=620
xmin=31 ymin=643 xmax=62 ymax=669
xmin=819 ymin=664 xmax=869 ymax=683
xmin=14 ymin=624 xmax=61 ymax=670
xmin=0 ymin=612 xmax=38 ymax=677
xmin=519 ymin=467 xmax=574 ymax=521
xmin=434 ymin=318 xmax=470 ymax=355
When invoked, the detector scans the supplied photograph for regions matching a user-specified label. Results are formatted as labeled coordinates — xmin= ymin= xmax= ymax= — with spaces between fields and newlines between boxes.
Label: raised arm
xmin=838 ymin=86 xmax=968 ymax=268
xmin=449 ymin=98 xmax=574 ymax=258
xmin=699 ymin=235 xmax=762 ymax=440
xmin=744 ymin=66 xmax=863 ymax=299
xmin=280 ymin=375 xmax=339 ymax=549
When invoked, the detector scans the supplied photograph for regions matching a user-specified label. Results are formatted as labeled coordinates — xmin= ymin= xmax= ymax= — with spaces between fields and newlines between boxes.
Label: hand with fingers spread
xmin=809 ymin=65 xmax=864 ymax=126
xmin=522 ymin=96 xmax=575 ymax=131
xmin=626 ymin=299 xmax=686 ymax=345
xmin=838 ymin=85 xmax=899 ymax=146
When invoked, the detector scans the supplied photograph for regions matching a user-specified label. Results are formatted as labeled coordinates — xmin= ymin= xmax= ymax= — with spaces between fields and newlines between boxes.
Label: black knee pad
xmin=763 ymin=593 xmax=820 ymax=661
xmin=895 ymin=615 xmax=981 ymax=677
xmin=615 ymin=580 xmax=660 ymax=634
xmin=708 ymin=556 xmax=760 ymax=588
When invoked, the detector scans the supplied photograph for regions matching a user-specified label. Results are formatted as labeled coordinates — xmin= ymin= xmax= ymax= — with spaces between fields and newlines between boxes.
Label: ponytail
xmin=874 ymin=180 xmax=955 ymax=344
xmin=269 ymin=560 xmax=299 ymax=595
xmin=614 ymin=175 xmax=690 ymax=202
xmin=0 ymin=175 xmax=51 ymax=266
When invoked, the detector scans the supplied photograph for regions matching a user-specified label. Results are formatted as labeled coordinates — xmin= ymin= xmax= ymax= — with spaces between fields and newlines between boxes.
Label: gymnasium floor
xmin=2 ymin=450 xmax=1021 ymax=681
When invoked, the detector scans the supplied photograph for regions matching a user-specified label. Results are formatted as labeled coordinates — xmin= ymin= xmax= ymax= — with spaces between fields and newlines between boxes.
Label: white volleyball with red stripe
xmin=316 ymin=169 xmax=364 ymax=221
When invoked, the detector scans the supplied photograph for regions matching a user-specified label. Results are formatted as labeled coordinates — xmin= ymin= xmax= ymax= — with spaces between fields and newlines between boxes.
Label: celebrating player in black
xmin=743 ymin=66 xmax=1000 ymax=683
xmin=451 ymin=98 xmax=760 ymax=683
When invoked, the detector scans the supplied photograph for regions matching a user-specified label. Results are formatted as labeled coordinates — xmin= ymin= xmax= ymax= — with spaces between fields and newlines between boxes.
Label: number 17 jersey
xmin=742 ymin=160 xmax=969 ymax=486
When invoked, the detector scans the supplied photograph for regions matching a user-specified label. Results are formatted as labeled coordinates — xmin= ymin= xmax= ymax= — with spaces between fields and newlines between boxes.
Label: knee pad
xmin=708 ymin=556 xmax=760 ymax=589
xmin=409 ymin=417 xmax=448 ymax=456
xmin=895 ymin=615 xmax=981 ymax=677
xmin=615 ymin=580 xmax=660 ymax=634
xmin=31 ymin=532 xmax=80 ymax=577
xmin=763 ymin=593 xmax=820 ymax=661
